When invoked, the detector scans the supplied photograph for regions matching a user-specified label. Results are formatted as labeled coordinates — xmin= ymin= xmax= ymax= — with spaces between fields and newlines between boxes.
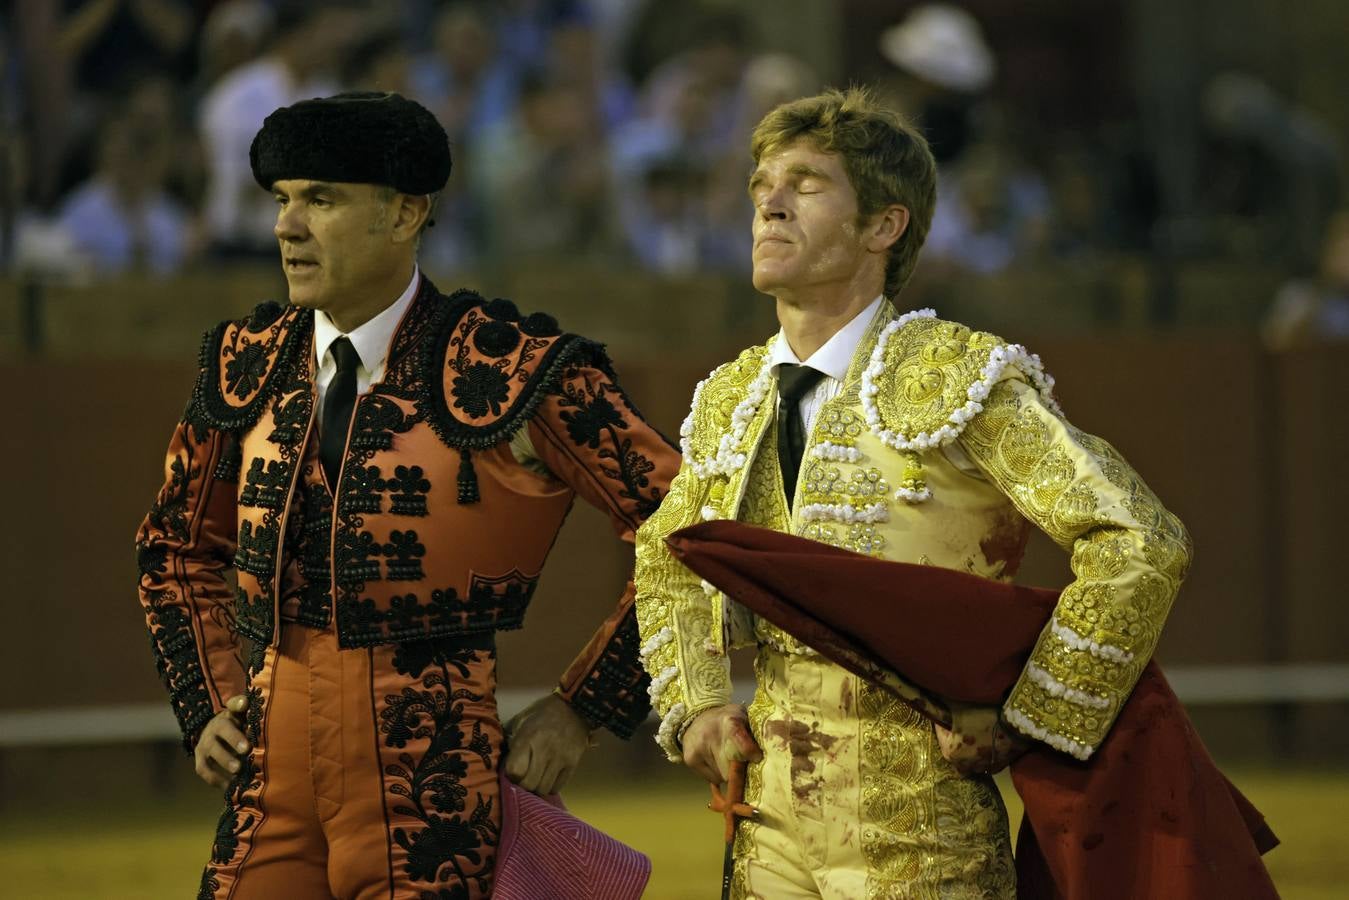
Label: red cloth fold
xmin=668 ymin=520 xmax=1279 ymax=900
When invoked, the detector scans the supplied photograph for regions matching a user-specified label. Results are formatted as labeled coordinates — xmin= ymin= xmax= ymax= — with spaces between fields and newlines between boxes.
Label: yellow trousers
xmin=732 ymin=646 xmax=1016 ymax=900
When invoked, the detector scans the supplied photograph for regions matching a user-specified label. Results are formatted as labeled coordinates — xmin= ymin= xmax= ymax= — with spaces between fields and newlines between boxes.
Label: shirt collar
xmin=314 ymin=265 xmax=421 ymax=373
xmin=768 ymin=295 xmax=885 ymax=381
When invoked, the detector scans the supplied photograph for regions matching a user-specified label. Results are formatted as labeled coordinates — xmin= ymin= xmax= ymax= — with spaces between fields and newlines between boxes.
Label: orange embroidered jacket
xmin=136 ymin=279 xmax=680 ymax=749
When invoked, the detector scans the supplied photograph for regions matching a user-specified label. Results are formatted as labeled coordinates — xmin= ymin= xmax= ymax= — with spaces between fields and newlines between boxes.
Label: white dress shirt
xmin=768 ymin=295 xmax=885 ymax=436
xmin=313 ymin=266 xmax=422 ymax=419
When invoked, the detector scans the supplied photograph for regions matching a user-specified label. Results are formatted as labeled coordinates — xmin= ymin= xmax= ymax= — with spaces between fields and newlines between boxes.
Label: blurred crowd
xmin=0 ymin=0 xmax=1345 ymax=339
xmin=1 ymin=0 xmax=819 ymax=279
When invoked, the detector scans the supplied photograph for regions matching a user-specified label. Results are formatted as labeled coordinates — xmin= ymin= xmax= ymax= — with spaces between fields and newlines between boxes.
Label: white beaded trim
xmin=647 ymin=664 xmax=680 ymax=705
xmin=639 ymin=626 xmax=674 ymax=664
xmin=680 ymin=341 xmax=777 ymax=480
xmin=1004 ymin=707 xmax=1093 ymax=761
xmin=860 ymin=309 xmax=1063 ymax=452
xmin=893 ymin=486 xmax=932 ymax=504
xmin=1050 ymin=617 xmax=1135 ymax=664
xmin=798 ymin=501 xmax=890 ymax=524
xmin=810 ymin=442 xmax=864 ymax=463
xmin=1026 ymin=662 xmax=1111 ymax=710
xmin=656 ymin=701 xmax=687 ymax=760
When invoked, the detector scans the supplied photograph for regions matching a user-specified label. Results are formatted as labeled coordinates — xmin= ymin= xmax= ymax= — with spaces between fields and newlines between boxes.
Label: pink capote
xmin=667 ymin=520 xmax=1280 ymax=900
xmin=492 ymin=769 xmax=651 ymax=899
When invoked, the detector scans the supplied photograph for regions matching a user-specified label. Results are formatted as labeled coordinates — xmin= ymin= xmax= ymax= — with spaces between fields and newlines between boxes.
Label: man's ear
xmin=392 ymin=193 xmax=432 ymax=243
xmin=867 ymin=204 xmax=910 ymax=254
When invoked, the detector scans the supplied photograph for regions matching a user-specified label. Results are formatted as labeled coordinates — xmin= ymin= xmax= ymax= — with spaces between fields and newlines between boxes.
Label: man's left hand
xmin=502 ymin=692 xmax=594 ymax=796
xmin=934 ymin=701 xmax=1032 ymax=776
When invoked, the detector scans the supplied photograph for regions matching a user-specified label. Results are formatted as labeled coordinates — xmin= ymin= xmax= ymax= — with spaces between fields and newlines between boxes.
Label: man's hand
xmin=934 ymin=701 xmax=1031 ymax=776
xmin=502 ymin=693 xmax=593 ymax=796
xmin=680 ymin=704 xmax=763 ymax=785
xmin=194 ymin=694 xmax=250 ymax=789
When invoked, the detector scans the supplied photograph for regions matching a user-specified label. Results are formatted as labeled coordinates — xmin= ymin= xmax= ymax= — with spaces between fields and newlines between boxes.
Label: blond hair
xmin=750 ymin=87 xmax=937 ymax=296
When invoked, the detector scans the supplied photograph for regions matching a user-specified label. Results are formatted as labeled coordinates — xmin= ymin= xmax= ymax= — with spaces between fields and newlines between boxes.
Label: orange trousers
xmin=199 ymin=621 xmax=504 ymax=900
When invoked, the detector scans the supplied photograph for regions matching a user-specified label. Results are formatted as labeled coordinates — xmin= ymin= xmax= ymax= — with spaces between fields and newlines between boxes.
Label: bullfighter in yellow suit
xmin=634 ymin=88 xmax=1191 ymax=898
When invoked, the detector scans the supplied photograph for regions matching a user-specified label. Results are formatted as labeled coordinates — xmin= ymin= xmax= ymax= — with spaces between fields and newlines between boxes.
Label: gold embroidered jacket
xmin=136 ymin=279 xmax=680 ymax=749
xmin=635 ymin=304 xmax=1191 ymax=761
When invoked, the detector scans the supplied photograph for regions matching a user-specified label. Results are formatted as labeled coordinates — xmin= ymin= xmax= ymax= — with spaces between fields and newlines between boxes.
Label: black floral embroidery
xmin=341 ymin=464 xmax=387 ymax=514
xmin=138 ymin=399 xmax=221 ymax=752
xmin=144 ymin=449 xmax=197 ymax=545
xmin=137 ymin=542 xmax=168 ymax=583
xmin=419 ymin=289 xmax=608 ymax=456
xmin=337 ymin=571 xmax=539 ymax=648
xmin=224 ymin=343 xmax=269 ymax=399
xmin=209 ymin=803 xmax=252 ymax=865
xmin=553 ymin=370 xmax=663 ymax=519
xmin=324 ymin=373 xmax=427 ymax=630
xmin=392 ymin=593 xmax=440 ymax=636
xmin=234 ymin=519 xmax=279 ymax=577
xmin=267 ymin=389 xmax=311 ymax=446
xmin=291 ymin=477 xmax=334 ymax=626
xmin=232 ymin=587 xmax=273 ymax=645
xmin=200 ymin=681 xmax=266 ymax=895
xmin=451 ymin=362 xmax=511 ymax=419
xmin=223 ymin=322 xmax=315 ymax=647
xmin=291 ymin=580 xmax=331 ymax=628
xmin=185 ymin=306 xmax=311 ymax=434
xmin=239 ymin=457 xmax=289 ymax=510
xmin=390 ymin=633 xmax=493 ymax=681
xmin=566 ymin=606 xmax=651 ymax=739
xmin=385 ymin=278 xmax=445 ymax=383
xmin=335 ymin=528 xmax=383 ymax=587
xmin=560 ymin=394 xmax=624 ymax=450
xmin=389 ymin=465 xmax=432 ymax=517
xmin=381 ymin=641 xmax=499 ymax=895
xmin=384 ymin=530 xmax=427 ymax=582
xmin=350 ymin=394 xmax=419 ymax=454
xmin=144 ymin=587 xmax=215 ymax=749
xmin=197 ymin=869 xmax=219 ymax=900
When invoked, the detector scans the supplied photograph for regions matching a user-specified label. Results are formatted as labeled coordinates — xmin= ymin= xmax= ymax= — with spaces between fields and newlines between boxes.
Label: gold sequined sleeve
xmin=957 ymin=376 xmax=1192 ymax=759
xmin=634 ymin=458 xmax=733 ymax=761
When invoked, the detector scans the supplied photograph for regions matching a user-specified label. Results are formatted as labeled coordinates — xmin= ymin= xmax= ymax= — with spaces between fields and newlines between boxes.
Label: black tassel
xmin=457 ymin=447 xmax=480 ymax=504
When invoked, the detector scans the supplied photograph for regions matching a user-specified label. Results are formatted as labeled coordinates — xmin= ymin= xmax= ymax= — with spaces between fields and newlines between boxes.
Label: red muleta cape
xmin=668 ymin=520 xmax=1279 ymax=900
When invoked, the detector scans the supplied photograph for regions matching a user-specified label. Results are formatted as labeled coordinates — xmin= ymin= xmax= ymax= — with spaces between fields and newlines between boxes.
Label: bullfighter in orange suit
xmin=134 ymin=92 xmax=679 ymax=899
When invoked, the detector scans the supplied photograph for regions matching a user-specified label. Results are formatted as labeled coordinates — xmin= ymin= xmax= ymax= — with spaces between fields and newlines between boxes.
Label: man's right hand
xmin=680 ymin=703 xmax=763 ymax=785
xmin=194 ymin=694 xmax=251 ymax=789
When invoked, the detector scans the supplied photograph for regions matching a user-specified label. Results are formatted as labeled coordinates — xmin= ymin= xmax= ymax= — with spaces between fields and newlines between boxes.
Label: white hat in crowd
xmin=880 ymin=3 xmax=996 ymax=93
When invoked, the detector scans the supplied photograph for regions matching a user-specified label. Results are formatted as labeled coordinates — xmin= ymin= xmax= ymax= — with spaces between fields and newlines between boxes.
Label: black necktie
xmin=776 ymin=363 xmax=825 ymax=509
xmin=321 ymin=337 xmax=361 ymax=488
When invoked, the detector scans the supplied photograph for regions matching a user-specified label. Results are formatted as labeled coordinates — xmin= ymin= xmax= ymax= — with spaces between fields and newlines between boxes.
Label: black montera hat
xmin=249 ymin=91 xmax=451 ymax=194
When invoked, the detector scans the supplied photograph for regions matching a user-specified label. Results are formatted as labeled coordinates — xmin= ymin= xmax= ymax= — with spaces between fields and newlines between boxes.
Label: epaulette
xmin=863 ymin=312 xmax=1059 ymax=453
xmin=419 ymin=288 xmax=609 ymax=503
xmin=185 ymin=301 xmax=312 ymax=433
